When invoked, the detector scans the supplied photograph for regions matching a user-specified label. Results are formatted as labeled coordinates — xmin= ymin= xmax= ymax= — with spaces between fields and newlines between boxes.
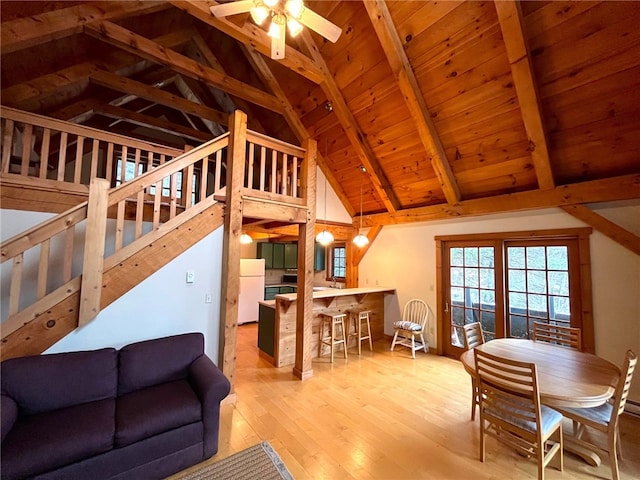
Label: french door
xmin=439 ymin=232 xmax=586 ymax=358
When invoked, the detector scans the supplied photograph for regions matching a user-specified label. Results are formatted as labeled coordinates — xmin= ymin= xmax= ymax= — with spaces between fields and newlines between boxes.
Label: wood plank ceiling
xmin=1 ymin=0 xmax=639 ymax=232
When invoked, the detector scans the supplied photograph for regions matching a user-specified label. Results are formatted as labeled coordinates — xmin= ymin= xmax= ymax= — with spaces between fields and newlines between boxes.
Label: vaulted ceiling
xmin=2 ymin=1 xmax=639 ymax=231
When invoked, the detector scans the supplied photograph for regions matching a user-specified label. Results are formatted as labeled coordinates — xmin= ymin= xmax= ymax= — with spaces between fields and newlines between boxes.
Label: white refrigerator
xmin=238 ymin=259 xmax=265 ymax=324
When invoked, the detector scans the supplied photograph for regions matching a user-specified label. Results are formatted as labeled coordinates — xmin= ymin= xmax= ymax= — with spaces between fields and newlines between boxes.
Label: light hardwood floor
xmin=179 ymin=323 xmax=640 ymax=479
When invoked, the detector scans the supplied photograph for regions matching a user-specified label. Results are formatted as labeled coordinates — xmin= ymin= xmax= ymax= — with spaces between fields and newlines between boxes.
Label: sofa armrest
xmin=1 ymin=394 xmax=18 ymax=443
xmin=189 ymin=355 xmax=231 ymax=458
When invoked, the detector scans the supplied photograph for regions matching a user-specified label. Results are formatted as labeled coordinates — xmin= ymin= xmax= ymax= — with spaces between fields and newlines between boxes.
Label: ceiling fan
xmin=210 ymin=0 xmax=342 ymax=60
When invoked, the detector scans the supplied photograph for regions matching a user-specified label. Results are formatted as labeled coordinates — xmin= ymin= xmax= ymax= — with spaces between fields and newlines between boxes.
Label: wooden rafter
xmin=300 ymin=29 xmax=399 ymax=214
xmin=94 ymin=103 xmax=212 ymax=143
xmin=362 ymin=174 xmax=640 ymax=226
xmin=561 ymin=205 xmax=640 ymax=256
xmin=241 ymin=46 xmax=356 ymax=218
xmin=90 ymin=70 xmax=229 ymax=126
xmin=1 ymin=29 xmax=195 ymax=112
xmin=495 ymin=0 xmax=555 ymax=190
xmin=173 ymin=76 xmax=225 ymax=136
xmin=168 ymin=0 xmax=324 ymax=84
xmin=84 ymin=21 xmax=283 ymax=114
xmin=0 ymin=1 xmax=169 ymax=54
xmin=364 ymin=0 xmax=461 ymax=205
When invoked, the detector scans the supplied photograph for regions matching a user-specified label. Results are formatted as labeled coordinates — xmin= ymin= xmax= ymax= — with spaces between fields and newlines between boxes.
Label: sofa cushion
xmin=118 ymin=333 xmax=204 ymax=395
xmin=115 ymin=380 xmax=202 ymax=448
xmin=1 ymin=348 xmax=117 ymax=415
xmin=1 ymin=398 xmax=115 ymax=479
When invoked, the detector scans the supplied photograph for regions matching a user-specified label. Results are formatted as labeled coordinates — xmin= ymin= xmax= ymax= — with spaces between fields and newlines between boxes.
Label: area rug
xmin=175 ymin=441 xmax=294 ymax=480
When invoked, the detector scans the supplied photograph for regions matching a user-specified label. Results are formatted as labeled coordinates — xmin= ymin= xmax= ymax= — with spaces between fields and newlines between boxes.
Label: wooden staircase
xmin=1 ymin=107 xmax=312 ymax=360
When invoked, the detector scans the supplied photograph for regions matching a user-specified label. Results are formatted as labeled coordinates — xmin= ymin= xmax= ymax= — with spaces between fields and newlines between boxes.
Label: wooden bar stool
xmin=346 ymin=308 xmax=373 ymax=355
xmin=318 ymin=313 xmax=348 ymax=363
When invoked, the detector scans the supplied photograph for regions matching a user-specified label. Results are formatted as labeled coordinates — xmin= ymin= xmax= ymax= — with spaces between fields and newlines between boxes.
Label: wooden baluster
xmin=90 ymin=139 xmax=99 ymax=180
xmin=282 ymin=153 xmax=288 ymax=196
xmin=153 ymin=176 xmax=162 ymax=230
xmin=105 ymin=143 xmax=114 ymax=184
xmin=247 ymin=142 xmax=255 ymax=189
xmin=73 ymin=135 xmax=84 ymax=184
xmin=133 ymin=148 xmax=141 ymax=179
xmin=199 ymin=156 xmax=209 ymax=202
xmin=119 ymin=145 xmax=128 ymax=185
xmin=37 ymin=239 xmax=50 ymax=299
xmin=57 ymin=131 xmax=68 ymax=181
xmin=271 ymin=149 xmax=277 ymax=193
xmin=63 ymin=227 xmax=74 ymax=283
xmin=259 ymin=144 xmax=266 ymax=192
xmin=39 ymin=128 xmax=51 ymax=179
xmin=21 ymin=123 xmax=33 ymax=176
xmin=115 ymin=200 xmax=125 ymax=251
xmin=135 ymin=189 xmax=144 ymax=240
xmin=185 ymin=163 xmax=194 ymax=209
xmin=9 ymin=253 xmax=23 ymax=316
xmin=169 ymin=172 xmax=177 ymax=219
xmin=1 ymin=118 xmax=15 ymax=173
xmin=215 ymin=149 xmax=222 ymax=192
xmin=292 ymin=156 xmax=298 ymax=197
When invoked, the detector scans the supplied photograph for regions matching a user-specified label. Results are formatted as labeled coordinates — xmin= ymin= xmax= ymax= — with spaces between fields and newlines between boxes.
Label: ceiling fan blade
xmin=271 ymin=21 xmax=286 ymax=59
xmin=210 ymin=0 xmax=254 ymax=18
xmin=299 ymin=7 xmax=342 ymax=43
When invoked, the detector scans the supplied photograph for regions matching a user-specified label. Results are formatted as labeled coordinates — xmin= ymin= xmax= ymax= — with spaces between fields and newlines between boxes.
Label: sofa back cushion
xmin=118 ymin=333 xmax=204 ymax=395
xmin=0 ymin=348 xmax=118 ymax=415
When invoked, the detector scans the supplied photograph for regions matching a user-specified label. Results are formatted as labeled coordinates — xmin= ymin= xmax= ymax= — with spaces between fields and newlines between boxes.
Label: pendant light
xmin=353 ymin=166 xmax=369 ymax=248
xmin=316 ymin=140 xmax=334 ymax=246
xmin=240 ymin=233 xmax=253 ymax=244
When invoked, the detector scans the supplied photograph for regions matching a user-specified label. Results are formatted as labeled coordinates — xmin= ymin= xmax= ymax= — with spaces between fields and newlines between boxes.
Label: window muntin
xmin=328 ymin=244 xmax=346 ymax=281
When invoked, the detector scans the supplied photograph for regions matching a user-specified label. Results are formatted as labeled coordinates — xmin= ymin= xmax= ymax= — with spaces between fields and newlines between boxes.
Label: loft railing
xmin=1 ymin=109 xmax=308 ymax=339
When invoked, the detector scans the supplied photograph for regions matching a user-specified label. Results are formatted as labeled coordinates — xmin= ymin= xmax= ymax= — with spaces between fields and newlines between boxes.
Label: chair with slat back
xmin=390 ymin=299 xmax=430 ymax=359
xmin=474 ymin=349 xmax=564 ymax=480
xmin=532 ymin=322 xmax=582 ymax=351
xmin=555 ymin=349 xmax=637 ymax=480
xmin=462 ymin=322 xmax=485 ymax=421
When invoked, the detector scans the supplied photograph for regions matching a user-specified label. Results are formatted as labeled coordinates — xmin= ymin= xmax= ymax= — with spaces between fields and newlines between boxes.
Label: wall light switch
xmin=186 ymin=270 xmax=195 ymax=284
xmin=205 ymin=293 xmax=212 ymax=304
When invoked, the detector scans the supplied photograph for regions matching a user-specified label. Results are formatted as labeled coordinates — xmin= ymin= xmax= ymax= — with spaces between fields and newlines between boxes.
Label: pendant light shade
xmin=316 ymin=229 xmax=334 ymax=246
xmin=240 ymin=233 xmax=253 ymax=244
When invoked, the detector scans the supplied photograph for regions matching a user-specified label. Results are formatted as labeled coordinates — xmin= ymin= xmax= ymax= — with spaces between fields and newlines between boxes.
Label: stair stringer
xmin=1 ymin=201 xmax=224 ymax=359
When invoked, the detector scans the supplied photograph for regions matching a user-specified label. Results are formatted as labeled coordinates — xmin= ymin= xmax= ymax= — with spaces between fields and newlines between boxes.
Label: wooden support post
xmin=293 ymin=137 xmax=317 ymax=380
xmin=219 ymin=110 xmax=247 ymax=388
xmin=78 ymin=178 xmax=109 ymax=326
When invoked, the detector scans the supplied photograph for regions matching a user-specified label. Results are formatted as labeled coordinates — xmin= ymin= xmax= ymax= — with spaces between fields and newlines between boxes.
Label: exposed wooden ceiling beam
xmin=1 ymin=1 xmax=170 ymax=54
xmin=561 ymin=204 xmax=640 ymax=256
xmin=362 ymin=174 xmax=640 ymax=226
xmin=495 ymin=0 xmax=555 ymax=190
xmin=94 ymin=103 xmax=212 ymax=143
xmin=364 ymin=0 xmax=461 ymax=206
xmin=2 ymin=28 xmax=195 ymax=112
xmin=90 ymin=70 xmax=229 ymax=126
xmin=299 ymin=29 xmax=400 ymax=214
xmin=241 ymin=45 xmax=356 ymax=218
xmin=174 ymin=76 xmax=225 ymax=136
xmin=84 ymin=20 xmax=283 ymax=114
xmin=168 ymin=0 xmax=324 ymax=84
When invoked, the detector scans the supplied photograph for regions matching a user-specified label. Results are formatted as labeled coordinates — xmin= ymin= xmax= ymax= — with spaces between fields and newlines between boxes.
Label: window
xmin=327 ymin=243 xmax=346 ymax=281
xmin=436 ymin=228 xmax=593 ymax=356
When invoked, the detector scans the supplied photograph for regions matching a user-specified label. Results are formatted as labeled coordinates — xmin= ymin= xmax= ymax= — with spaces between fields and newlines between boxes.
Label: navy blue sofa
xmin=1 ymin=333 xmax=231 ymax=480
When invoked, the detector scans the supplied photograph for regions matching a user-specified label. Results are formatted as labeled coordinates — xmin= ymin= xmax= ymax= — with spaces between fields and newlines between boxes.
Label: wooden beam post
xmin=294 ymin=138 xmax=317 ymax=380
xmin=219 ymin=110 xmax=247 ymax=388
xmin=78 ymin=178 xmax=109 ymax=326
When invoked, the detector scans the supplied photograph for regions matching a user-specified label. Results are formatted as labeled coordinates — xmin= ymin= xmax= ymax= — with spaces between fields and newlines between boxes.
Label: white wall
xmin=359 ymin=204 xmax=640 ymax=403
xmin=1 ymin=209 xmax=224 ymax=365
xmin=317 ymin=167 xmax=352 ymax=224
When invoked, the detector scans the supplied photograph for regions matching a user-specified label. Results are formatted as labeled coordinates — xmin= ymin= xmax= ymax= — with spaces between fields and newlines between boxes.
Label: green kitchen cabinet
xmin=257 ymin=242 xmax=274 ymax=269
xmin=272 ymin=243 xmax=285 ymax=268
xmin=314 ymin=243 xmax=326 ymax=271
xmin=284 ymin=243 xmax=298 ymax=269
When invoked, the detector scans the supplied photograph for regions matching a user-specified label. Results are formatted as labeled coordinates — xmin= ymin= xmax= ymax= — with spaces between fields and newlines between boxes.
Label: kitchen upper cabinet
xmin=314 ymin=243 xmax=326 ymax=271
xmin=284 ymin=243 xmax=297 ymax=269
xmin=257 ymin=242 xmax=274 ymax=269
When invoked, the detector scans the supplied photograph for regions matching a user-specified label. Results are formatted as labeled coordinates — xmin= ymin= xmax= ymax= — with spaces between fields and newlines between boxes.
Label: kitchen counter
xmin=258 ymin=286 xmax=396 ymax=367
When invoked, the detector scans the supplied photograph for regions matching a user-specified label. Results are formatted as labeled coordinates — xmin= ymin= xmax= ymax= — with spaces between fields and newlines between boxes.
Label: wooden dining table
xmin=459 ymin=338 xmax=621 ymax=409
xmin=460 ymin=338 xmax=621 ymax=466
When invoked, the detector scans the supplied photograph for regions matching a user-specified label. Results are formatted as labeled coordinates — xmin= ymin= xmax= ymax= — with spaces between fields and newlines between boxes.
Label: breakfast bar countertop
xmin=274 ymin=286 xmax=395 ymax=301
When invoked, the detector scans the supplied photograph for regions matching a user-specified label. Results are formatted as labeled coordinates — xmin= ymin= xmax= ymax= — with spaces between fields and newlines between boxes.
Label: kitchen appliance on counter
xmin=282 ymin=273 xmax=297 ymax=283
xmin=239 ymin=259 xmax=265 ymax=324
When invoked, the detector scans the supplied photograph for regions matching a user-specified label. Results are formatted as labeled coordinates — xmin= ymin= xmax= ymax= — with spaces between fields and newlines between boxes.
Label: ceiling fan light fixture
xmin=249 ymin=5 xmax=269 ymax=25
xmin=268 ymin=14 xmax=284 ymax=38
xmin=285 ymin=0 xmax=304 ymax=18
xmin=263 ymin=0 xmax=279 ymax=8
xmin=287 ymin=17 xmax=303 ymax=37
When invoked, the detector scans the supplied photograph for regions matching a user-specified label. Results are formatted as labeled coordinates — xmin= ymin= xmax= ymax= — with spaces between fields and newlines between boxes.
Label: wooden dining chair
xmin=555 ymin=349 xmax=637 ymax=480
xmin=474 ymin=349 xmax=563 ymax=480
xmin=532 ymin=321 xmax=582 ymax=351
xmin=390 ymin=299 xmax=430 ymax=358
xmin=462 ymin=322 xmax=485 ymax=421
